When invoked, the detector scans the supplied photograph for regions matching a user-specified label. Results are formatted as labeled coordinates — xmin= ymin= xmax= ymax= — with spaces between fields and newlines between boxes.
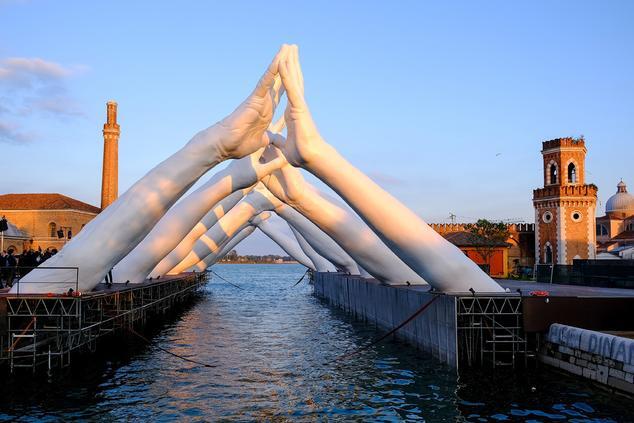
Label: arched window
xmin=49 ymin=222 xmax=57 ymax=238
xmin=568 ymin=162 xmax=577 ymax=184
xmin=596 ymin=224 xmax=608 ymax=236
xmin=549 ymin=163 xmax=558 ymax=185
xmin=545 ymin=244 xmax=553 ymax=264
xmin=627 ymin=222 xmax=634 ymax=232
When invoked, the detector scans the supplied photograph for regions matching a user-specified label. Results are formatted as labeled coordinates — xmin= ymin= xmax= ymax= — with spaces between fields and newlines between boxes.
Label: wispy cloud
xmin=0 ymin=120 xmax=35 ymax=144
xmin=0 ymin=57 xmax=87 ymax=143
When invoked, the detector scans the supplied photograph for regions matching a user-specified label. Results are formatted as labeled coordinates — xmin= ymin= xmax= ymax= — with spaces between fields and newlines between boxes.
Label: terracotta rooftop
xmin=0 ymin=193 xmax=101 ymax=214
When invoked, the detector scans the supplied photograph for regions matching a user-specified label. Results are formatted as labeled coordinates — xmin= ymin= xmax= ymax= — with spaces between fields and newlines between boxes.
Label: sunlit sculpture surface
xmin=252 ymin=219 xmax=316 ymax=270
xmin=149 ymin=188 xmax=249 ymax=279
xmin=17 ymin=44 xmax=505 ymax=295
xmin=290 ymin=228 xmax=336 ymax=272
xmin=272 ymin=46 xmax=503 ymax=293
xmin=113 ymin=148 xmax=283 ymax=284
xmin=265 ymin=164 xmax=427 ymax=285
xmin=11 ymin=46 xmax=288 ymax=294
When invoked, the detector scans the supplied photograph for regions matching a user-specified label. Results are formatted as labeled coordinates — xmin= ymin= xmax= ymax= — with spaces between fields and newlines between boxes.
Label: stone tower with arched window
xmin=533 ymin=137 xmax=598 ymax=265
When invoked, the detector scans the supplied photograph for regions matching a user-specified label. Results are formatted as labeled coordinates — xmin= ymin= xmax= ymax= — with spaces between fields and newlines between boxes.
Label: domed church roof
xmin=606 ymin=180 xmax=634 ymax=216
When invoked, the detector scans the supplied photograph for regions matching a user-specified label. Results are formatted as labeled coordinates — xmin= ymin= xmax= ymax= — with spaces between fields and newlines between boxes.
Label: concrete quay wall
xmin=540 ymin=323 xmax=634 ymax=395
xmin=313 ymin=272 xmax=458 ymax=368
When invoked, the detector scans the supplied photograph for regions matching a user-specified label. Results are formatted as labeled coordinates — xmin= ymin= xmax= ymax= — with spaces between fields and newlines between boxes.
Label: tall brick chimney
xmin=100 ymin=100 xmax=120 ymax=210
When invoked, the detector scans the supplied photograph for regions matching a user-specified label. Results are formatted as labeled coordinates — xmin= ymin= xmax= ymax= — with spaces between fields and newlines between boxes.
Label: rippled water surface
xmin=1 ymin=264 xmax=633 ymax=422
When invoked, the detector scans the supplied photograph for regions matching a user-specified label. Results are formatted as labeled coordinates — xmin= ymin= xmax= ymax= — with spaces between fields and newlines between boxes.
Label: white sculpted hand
xmin=262 ymin=159 xmax=309 ymax=208
xmin=270 ymin=45 xmax=329 ymax=168
xmin=226 ymin=145 xmax=287 ymax=191
xmin=214 ymin=45 xmax=291 ymax=160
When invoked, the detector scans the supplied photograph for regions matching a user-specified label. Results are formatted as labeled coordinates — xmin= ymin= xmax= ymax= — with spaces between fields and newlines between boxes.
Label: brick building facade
xmin=533 ymin=138 xmax=598 ymax=265
xmin=0 ymin=193 xmax=100 ymax=252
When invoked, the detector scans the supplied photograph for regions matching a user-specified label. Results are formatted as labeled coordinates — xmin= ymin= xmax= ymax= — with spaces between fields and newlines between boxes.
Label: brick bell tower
xmin=533 ymin=137 xmax=597 ymax=265
xmin=100 ymin=100 xmax=120 ymax=210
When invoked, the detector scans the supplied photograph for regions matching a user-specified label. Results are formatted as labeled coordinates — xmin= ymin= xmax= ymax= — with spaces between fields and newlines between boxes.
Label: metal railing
xmin=2 ymin=266 xmax=80 ymax=296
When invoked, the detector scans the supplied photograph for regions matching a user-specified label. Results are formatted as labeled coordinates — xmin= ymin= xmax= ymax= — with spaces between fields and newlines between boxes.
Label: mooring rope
xmin=209 ymin=269 xmax=244 ymax=290
xmin=328 ymin=294 xmax=441 ymax=364
xmin=290 ymin=269 xmax=310 ymax=288
xmin=128 ymin=328 xmax=218 ymax=368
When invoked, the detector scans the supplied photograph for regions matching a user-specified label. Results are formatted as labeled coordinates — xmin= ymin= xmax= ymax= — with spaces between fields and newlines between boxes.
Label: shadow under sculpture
xmin=273 ymin=46 xmax=503 ymax=293
xmin=113 ymin=148 xmax=283 ymax=284
xmin=148 ymin=188 xmax=250 ymax=279
xmin=251 ymin=218 xmax=316 ymax=270
xmin=189 ymin=226 xmax=257 ymax=272
xmin=189 ymin=212 xmax=317 ymax=272
xmin=12 ymin=46 xmax=289 ymax=294
xmin=188 ymin=212 xmax=272 ymax=271
xmin=289 ymin=228 xmax=336 ymax=273
xmin=168 ymin=184 xmax=282 ymax=274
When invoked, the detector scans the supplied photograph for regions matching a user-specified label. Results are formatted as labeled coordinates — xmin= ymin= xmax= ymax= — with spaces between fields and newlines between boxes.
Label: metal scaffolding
xmin=456 ymin=295 xmax=529 ymax=368
xmin=0 ymin=273 xmax=208 ymax=373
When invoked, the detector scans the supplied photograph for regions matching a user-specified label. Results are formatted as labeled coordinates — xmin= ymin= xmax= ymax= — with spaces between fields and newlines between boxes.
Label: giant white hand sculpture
xmin=149 ymin=187 xmax=250 ymax=278
xmin=273 ymin=204 xmax=360 ymax=274
xmin=13 ymin=45 xmax=291 ymax=294
xmin=189 ymin=226 xmax=257 ymax=272
xmin=289 ymin=228 xmax=336 ymax=272
xmin=251 ymin=219 xmax=315 ymax=270
xmin=113 ymin=149 xmax=284 ymax=284
xmin=273 ymin=46 xmax=503 ymax=293
xmin=188 ymin=212 xmax=272 ymax=272
xmin=265 ymin=164 xmax=426 ymax=285
xmin=167 ymin=184 xmax=281 ymax=274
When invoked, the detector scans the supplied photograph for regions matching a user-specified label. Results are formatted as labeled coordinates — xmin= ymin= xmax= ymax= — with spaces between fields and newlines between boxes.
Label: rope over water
xmin=209 ymin=269 xmax=244 ymax=290
xmin=291 ymin=269 xmax=310 ymax=288
xmin=128 ymin=328 xmax=218 ymax=368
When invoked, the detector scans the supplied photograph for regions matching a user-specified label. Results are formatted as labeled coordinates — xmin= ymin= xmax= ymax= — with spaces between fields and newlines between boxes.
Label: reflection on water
xmin=0 ymin=264 xmax=632 ymax=421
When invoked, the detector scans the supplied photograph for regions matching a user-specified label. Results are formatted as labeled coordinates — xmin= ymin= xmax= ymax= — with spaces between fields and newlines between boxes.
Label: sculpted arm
xmin=190 ymin=225 xmax=257 ymax=272
xmin=289 ymin=227 xmax=336 ymax=272
xmin=167 ymin=185 xmax=280 ymax=275
xmin=273 ymin=46 xmax=502 ymax=293
xmin=252 ymin=219 xmax=316 ymax=270
xmin=265 ymin=165 xmax=426 ymax=285
xmin=14 ymin=46 xmax=290 ymax=294
xmin=149 ymin=188 xmax=249 ymax=278
xmin=113 ymin=148 xmax=283 ymax=284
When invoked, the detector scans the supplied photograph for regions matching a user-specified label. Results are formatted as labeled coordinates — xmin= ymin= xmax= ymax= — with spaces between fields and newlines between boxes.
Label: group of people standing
xmin=0 ymin=247 xmax=57 ymax=289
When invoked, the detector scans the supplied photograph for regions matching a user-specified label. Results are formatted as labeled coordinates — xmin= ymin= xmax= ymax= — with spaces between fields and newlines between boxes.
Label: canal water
xmin=1 ymin=264 xmax=632 ymax=422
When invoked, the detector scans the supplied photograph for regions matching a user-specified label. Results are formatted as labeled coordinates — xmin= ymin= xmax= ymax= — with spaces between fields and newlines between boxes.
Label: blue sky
xmin=1 ymin=1 xmax=633 ymax=254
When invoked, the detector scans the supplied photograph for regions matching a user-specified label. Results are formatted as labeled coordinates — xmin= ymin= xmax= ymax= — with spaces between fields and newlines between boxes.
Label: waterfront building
xmin=0 ymin=193 xmax=100 ymax=251
xmin=0 ymin=101 xmax=118 ymax=252
xmin=532 ymin=137 xmax=598 ymax=265
xmin=430 ymin=223 xmax=535 ymax=278
xmin=596 ymin=180 xmax=634 ymax=256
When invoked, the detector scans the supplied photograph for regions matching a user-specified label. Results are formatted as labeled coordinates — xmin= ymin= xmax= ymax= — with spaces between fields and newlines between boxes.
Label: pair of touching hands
xmin=221 ymin=44 xmax=327 ymax=204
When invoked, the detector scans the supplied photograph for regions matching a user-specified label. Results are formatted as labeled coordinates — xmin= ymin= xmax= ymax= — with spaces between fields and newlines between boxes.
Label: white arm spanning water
xmin=265 ymin=165 xmax=426 ymax=285
xmin=113 ymin=151 xmax=283 ymax=284
xmin=251 ymin=219 xmax=315 ymax=270
xmin=149 ymin=188 xmax=249 ymax=278
xmin=272 ymin=204 xmax=359 ymax=274
xmin=272 ymin=45 xmax=503 ymax=293
xmin=12 ymin=46 xmax=290 ymax=294
xmin=168 ymin=185 xmax=281 ymax=274
xmin=190 ymin=225 xmax=257 ymax=272
xmin=289 ymin=227 xmax=336 ymax=272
